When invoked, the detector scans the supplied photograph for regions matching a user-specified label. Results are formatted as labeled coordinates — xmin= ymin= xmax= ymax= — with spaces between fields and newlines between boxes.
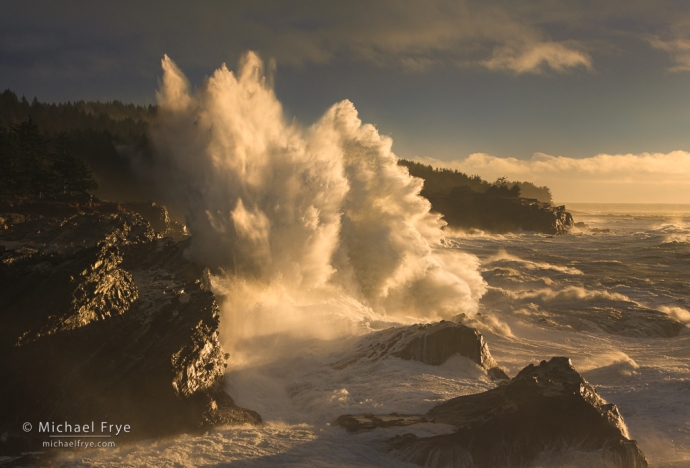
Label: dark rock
xmin=120 ymin=201 xmax=188 ymax=240
xmin=336 ymin=414 xmax=428 ymax=433
xmin=337 ymin=357 xmax=647 ymax=468
xmin=0 ymin=200 xmax=260 ymax=456
xmin=427 ymin=192 xmax=574 ymax=235
xmin=332 ymin=320 xmax=508 ymax=380
xmin=486 ymin=366 xmax=510 ymax=380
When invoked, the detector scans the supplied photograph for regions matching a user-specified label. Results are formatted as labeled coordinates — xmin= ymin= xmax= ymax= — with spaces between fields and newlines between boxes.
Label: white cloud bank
xmin=413 ymin=151 xmax=690 ymax=203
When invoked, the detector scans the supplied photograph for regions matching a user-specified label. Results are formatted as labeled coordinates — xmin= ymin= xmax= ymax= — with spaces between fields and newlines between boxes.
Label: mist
xmin=150 ymin=53 xmax=486 ymax=361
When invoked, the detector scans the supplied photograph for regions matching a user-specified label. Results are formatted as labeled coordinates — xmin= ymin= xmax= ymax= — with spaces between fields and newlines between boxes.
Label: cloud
xmin=5 ymin=0 xmax=690 ymax=104
xmin=0 ymin=1 xmax=595 ymax=77
xmin=9 ymin=0 xmax=690 ymax=82
xmin=413 ymin=151 xmax=690 ymax=203
xmin=483 ymin=41 xmax=592 ymax=74
xmin=645 ymin=9 xmax=690 ymax=72
xmin=251 ymin=1 xmax=593 ymax=74
xmin=649 ymin=36 xmax=690 ymax=71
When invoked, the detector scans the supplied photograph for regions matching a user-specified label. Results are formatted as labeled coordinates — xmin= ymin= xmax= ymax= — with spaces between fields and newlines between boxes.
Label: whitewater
xmin=55 ymin=55 xmax=690 ymax=467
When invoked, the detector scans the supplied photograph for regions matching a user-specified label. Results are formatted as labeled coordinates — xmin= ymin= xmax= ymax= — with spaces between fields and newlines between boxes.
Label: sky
xmin=2 ymin=0 xmax=690 ymax=203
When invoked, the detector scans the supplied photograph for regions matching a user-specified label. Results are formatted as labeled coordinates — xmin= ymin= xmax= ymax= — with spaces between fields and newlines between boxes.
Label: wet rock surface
xmin=0 ymin=200 xmax=260 ymax=456
xmin=120 ymin=201 xmax=188 ymax=240
xmin=332 ymin=320 xmax=508 ymax=380
xmin=337 ymin=357 xmax=647 ymax=468
xmin=337 ymin=414 xmax=429 ymax=433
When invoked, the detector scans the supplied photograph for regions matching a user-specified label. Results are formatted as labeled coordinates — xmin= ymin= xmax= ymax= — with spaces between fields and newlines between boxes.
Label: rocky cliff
xmin=428 ymin=192 xmax=574 ymax=235
xmin=0 ymin=200 xmax=260 ymax=457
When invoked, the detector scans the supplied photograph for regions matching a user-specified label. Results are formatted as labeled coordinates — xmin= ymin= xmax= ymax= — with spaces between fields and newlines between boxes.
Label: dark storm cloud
xmin=2 ymin=0 xmax=690 ymax=98
xmin=1 ymin=30 xmax=122 ymax=79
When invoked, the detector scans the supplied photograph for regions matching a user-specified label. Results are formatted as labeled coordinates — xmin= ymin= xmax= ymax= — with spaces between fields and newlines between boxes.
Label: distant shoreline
xmin=561 ymin=202 xmax=690 ymax=215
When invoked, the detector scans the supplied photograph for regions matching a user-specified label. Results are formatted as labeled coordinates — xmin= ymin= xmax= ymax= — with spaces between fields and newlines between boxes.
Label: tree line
xmin=398 ymin=159 xmax=553 ymax=203
xmin=0 ymin=89 xmax=554 ymax=205
xmin=0 ymin=89 xmax=153 ymax=138
xmin=0 ymin=89 xmax=155 ymax=201
xmin=0 ymin=117 xmax=98 ymax=199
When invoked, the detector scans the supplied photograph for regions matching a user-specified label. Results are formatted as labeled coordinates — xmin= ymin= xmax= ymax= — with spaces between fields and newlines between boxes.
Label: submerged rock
xmin=332 ymin=320 xmax=508 ymax=380
xmin=0 ymin=200 xmax=260 ymax=456
xmin=337 ymin=414 xmax=429 ymax=433
xmin=337 ymin=357 xmax=647 ymax=468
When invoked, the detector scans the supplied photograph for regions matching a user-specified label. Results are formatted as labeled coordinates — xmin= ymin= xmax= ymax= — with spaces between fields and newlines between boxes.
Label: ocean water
xmin=448 ymin=204 xmax=690 ymax=467
xmin=54 ymin=205 xmax=690 ymax=467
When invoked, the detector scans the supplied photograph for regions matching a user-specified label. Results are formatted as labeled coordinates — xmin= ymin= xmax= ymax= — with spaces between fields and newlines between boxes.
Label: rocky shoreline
xmin=0 ymin=200 xmax=646 ymax=467
xmin=427 ymin=193 xmax=574 ymax=235
xmin=0 ymin=200 xmax=259 ymax=458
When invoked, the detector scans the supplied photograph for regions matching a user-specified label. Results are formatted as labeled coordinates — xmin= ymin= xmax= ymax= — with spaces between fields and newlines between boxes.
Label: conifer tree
xmin=53 ymin=134 xmax=98 ymax=197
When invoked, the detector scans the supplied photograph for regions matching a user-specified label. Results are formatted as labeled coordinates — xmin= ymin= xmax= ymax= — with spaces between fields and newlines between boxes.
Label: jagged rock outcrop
xmin=427 ymin=192 xmax=574 ymax=235
xmin=120 ymin=201 xmax=188 ymax=240
xmin=0 ymin=200 xmax=260 ymax=457
xmin=337 ymin=357 xmax=647 ymax=468
xmin=332 ymin=321 xmax=508 ymax=380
